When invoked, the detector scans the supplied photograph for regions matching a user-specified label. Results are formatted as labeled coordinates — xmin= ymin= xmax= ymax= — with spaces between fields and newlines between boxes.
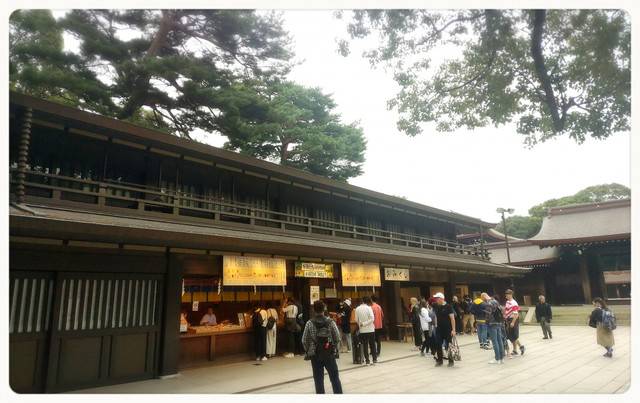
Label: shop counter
xmin=179 ymin=325 xmax=253 ymax=368
xmin=179 ymin=323 xmax=286 ymax=368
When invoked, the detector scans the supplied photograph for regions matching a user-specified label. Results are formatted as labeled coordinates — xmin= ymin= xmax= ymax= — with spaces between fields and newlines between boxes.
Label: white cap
xmin=344 ymin=298 xmax=351 ymax=306
xmin=433 ymin=292 xmax=445 ymax=299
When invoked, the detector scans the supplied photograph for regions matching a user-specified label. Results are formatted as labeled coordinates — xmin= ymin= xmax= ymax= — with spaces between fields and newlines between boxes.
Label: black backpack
xmin=266 ymin=313 xmax=276 ymax=330
xmin=492 ymin=303 xmax=504 ymax=323
xmin=313 ymin=318 xmax=335 ymax=359
xmin=252 ymin=310 xmax=264 ymax=329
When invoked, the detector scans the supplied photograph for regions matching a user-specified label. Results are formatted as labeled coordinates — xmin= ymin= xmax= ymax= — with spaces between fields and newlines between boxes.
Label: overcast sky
xmin=236 ymin=10 xmax=631 ymax=223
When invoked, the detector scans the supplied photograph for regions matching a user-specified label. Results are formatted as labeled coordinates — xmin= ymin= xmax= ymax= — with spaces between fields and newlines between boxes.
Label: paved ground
xmin=76 ymin=325 xmax=630 ymax=394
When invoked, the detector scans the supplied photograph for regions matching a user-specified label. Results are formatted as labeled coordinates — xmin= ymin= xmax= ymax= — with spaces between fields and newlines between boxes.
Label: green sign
xmin=295 ymin=262 xmax=334 ymax=278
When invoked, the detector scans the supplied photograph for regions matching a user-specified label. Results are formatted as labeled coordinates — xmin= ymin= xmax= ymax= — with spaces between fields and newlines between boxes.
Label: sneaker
xmin=373 ymin=360 xmax=378 ymax=365
xmin=499 ymin=359 xmax=505 ymax=364
xmin=511 ymin=350 xmax=519 ymax=356
xmin=256 ymin=357 xmax=261 ymax=361
xmin=488 ymin=359 xmax=500 ymax=364
xmin=447 ymin=361 xmax=454 ymax=367
xmin=508 ymin=355 xmax=513 ymax=359
xmin=543 ymin=337 xmax=549 ymax=340
xmin=549 ymin=334 xmax=553 ymax=339
xmin=435 ymin=361 xmax=443 ymax=367
xmin=420 ymin=351 xmax=425 ymax=356
xmin=261 ymin=356 xmax=268 ymax=361
xmin=520 ymin=345 xmax=525 ymax=356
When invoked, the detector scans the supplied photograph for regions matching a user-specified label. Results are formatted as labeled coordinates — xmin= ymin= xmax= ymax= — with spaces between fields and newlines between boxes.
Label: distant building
xmin=483 ymin=199 xmax=630 ymax=305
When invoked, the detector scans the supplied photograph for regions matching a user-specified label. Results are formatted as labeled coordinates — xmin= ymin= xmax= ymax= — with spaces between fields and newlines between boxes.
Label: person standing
xmin=418 ymin=299 xmax=432 ymax=356
xmin=409 ymin=297 xmax=423 ymax=350
xmin=504 ymin=289 xmax=525 ymax=358
xmin=355 ymin=296 xmax=377 ymax=365
xmin=589 ymin=297 xmax=615 ymax=358
xmin=302 ymin=300 xmax=343 ymax=394
xmin=370 ymin=295 xmax=385 ymax=357
xmin=461 ymin=295 xmax=475 ymax=335
xmin=471 ymin=296 xmax=490 ymax=349
xmin=338 ymin=298 xmax=353 ymax=353
xmin=265 ymin=302 xmax=278 ymax=358
xmin=281 ymin=297 xmax=299 ymax=358
xmin=535 ymin=295 xmax=553 ymax=339
xmin=483 ymin=292 xmax=505 ymax=364
xmin=451 ymin=295 xmax=464 ymax=335
xmin=432 ymin=292 xmax=456 ymax=367
xmin=252 ymin=304 xmax=268 ymax=361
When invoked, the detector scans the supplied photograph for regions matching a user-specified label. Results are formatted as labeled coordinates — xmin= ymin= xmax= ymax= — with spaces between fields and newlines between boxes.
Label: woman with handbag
xmin=265 ymin=302 xmax=278 ymax=358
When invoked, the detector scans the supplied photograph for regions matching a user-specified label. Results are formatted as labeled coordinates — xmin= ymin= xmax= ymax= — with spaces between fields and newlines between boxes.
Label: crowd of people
xmin=249 ymin=290 xmax=618 ymax=394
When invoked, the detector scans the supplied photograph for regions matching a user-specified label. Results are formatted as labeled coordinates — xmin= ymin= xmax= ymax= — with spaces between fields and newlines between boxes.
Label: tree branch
xmin=530 ymin=10 xmax=566 ymax=132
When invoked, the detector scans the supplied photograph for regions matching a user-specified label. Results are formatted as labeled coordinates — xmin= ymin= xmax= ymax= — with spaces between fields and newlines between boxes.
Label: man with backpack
xmin=302 ymin=300 xmax=343 ymax=394
xmin=483 ymin=292 xmax=505 ymax=364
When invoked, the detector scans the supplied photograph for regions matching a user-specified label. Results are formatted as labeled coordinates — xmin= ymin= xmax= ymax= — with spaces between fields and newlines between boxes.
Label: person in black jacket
xmin=535 ymin=295 xmax=553 ymax=339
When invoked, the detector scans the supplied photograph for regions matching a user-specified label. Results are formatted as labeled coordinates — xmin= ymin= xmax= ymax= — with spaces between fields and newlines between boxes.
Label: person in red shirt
xmin=370 ymin=295 xmax=385 ymax=358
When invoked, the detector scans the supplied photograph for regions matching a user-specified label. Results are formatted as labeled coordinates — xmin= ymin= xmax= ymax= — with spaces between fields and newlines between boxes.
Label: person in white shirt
xmin=281 ymin=298 xmax=299 ymax=358
xmin=355 ymin=296 xmax=377 ymax=365
xmin=418 ymin=300 xmax=432 ymax=356
xmin=265 ymin=302 xmax=278 ymax=358
xmin=199 ymin=307 xmax=217 ymax=326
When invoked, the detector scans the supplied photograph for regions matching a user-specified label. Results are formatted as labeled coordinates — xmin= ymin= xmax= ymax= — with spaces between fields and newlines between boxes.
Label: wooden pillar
xmin=579 ymin=253 xmax=592 ymax=304
xmin=384 ymin=281 xmax=404 ymax=340
xmin=15 ymin=107 xmax=33 ymax=204
xmin=446 ymin=272 xmax=457 ymax=301
xmin=158 ymin=252 xmax=182 ymax=377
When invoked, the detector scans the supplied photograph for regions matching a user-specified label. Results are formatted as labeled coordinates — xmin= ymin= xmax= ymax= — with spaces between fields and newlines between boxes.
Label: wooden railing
xmin=10 ymin=168 xmax=490 ymax=259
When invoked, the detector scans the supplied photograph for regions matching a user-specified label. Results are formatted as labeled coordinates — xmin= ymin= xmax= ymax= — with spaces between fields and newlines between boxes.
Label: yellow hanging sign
xmin=341 ymin=262 xmax=381 ymax=287
xmin=295 ymin=261 xmax=334 ymax=278
xmin=223 ymin=256 xmax=287 ymax=286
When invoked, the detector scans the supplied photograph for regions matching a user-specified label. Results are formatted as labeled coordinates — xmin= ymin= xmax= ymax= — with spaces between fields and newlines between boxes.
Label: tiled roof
xmin=529 ymin=199 xmax=630 ymax=246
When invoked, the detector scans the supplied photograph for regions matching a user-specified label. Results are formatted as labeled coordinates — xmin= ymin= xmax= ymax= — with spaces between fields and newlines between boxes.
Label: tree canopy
xmin=496 ymin=183 xmax=630 ymax=238
xmin=10 ymin=9 xmax=292 ymax=134
xmin=338 ymin=10 xmax=630 ymax=146
xmin=221 ymin=81 xmax=366 ymax=181
xmin=10 ymin=10 xmax=367 ymax=181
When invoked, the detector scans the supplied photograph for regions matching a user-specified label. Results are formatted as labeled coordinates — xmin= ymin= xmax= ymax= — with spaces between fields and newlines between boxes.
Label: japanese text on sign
xmin=384 ymin=267 xmax=410 ymax=281
xmin=223 ymin=256 xmax=287 ymax=286
xmin=295 ymin=261 xmax=334 ymax=278
xmin=341 ymin=262 xmax=381 ymax=287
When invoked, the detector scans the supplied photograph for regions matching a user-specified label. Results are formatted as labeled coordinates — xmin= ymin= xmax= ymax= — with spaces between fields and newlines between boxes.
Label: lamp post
xmin=497 ymin=207 xmax=515 ymax=290
xmin=496 ymin=207 xmax=514 ymax=263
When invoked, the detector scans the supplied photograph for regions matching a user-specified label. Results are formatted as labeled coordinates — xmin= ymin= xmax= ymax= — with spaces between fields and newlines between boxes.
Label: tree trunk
xmin=279 ymin=142 xmax=289 ymax=165
xmin=117 ymin=10 xmax=175 ymax=120
xmin=530 ymin=10 xmax=565 ymax=132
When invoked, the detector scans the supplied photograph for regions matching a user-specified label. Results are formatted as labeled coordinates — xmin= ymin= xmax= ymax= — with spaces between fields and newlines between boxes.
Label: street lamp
xmin=496 ymin=207 xmax=514 ymax=263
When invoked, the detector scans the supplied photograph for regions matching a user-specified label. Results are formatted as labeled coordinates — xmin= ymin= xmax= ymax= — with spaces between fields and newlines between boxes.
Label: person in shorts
xmin=504 ymin=289 xmax=525 ymax=358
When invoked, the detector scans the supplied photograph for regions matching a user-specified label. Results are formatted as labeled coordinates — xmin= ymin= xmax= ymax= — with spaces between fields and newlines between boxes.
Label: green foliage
xmin=528 ymin=183 xmax=630 ymax=218
xmin=338 ymin=10 xmax=630 ymax=145
xmin=495 ymin=215 xmax=542 ymax=239
xmin=10 ymin=9 xmax=293 ymax=134
xmin=10 ymin=10 xmax=367 ymax=180
xmin=221 ymin=81 xmax=366 ymax=181
xmin=496 ymin=183 xmax=630 ymax=238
